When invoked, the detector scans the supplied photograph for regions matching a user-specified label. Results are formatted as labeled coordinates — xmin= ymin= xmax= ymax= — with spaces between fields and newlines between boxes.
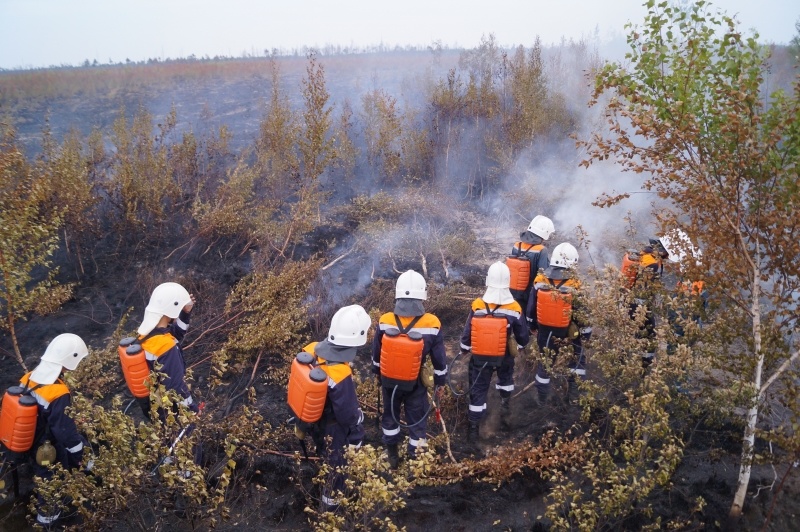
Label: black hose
xmin=446 ymin=350 xmax=487 ymax=397
xmin=389 ymin=385 xmax=434 ymax=429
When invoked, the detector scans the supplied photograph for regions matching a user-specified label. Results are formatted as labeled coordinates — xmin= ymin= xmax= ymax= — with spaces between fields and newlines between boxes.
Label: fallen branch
xmin=512 ymin=379 xmax=537 ymax=399
xmin=224 ymin=350 xmax=263 ymax=417
xmin=183 ymin=309 xmax=246 ymax=351
xmin=429 ymin=391 xmax=457 ymax=463
xmin=322 ymin=240 xmax=360 ymax=271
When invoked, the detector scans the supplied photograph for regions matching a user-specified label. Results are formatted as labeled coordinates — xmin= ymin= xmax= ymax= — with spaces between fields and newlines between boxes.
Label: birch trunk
xmin=730 ymin=261 xmax=763 ymax=517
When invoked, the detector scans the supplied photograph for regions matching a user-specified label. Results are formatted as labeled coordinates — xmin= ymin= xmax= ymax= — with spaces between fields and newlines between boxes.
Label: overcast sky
xmin=0 ymin=0 xmax=797 ymax=69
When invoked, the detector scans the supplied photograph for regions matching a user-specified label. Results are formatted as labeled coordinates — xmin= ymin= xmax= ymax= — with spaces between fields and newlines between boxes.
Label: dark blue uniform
xmin=140 ymin=308 xmax=197 ymax=412
xmin=510 ymin=240 xmax=549 ymax=322
xmin=460 ymin=299 xmax=529 ymax=423
xmin=303 ymin=342 xmax=364 ymax=509
xmin=372 ymin=312 xmax=448 ymax=454
xmin=527 ymin=271 xmax=587 ymax=396
xmin=20 ymin=372 xmax=85 ymax=526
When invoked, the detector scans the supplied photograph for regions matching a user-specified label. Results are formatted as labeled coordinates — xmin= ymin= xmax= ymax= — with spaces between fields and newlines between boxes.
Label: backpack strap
xmin=483 ymin=301 xmax=499 ymax=316
xmin=393 ymin=314 xmax=423 ymax=334
xmin=22 ymin=377 xmax=45 ymax=395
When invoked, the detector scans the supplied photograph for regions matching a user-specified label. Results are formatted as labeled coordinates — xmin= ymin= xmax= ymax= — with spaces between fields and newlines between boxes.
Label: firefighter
xmin=620 ymin=243 xmax=664 ymax=367
xmin=527 ymin=243 xmax=590 ymax=406
xmin=507 ymin=215 xmax=554 ymax=323
xmin=460 ymin=262 xmax=530 ymax=442
xmin=298 ymin=305 xmax=371 ymax=512
xmin=372 ymin=270 xmax=448 ymax=468
xmin=136 ymin=282 xmax=198 ymax=419
xmin=12 ymin=334 xmax=89 ymax=527
xmin=657 ymin=229 xmax=708 ymax=344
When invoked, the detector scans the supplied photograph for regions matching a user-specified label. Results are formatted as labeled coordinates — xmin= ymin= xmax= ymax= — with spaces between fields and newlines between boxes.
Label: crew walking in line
xmin=372 ymin=270 xmax=448 ymax=468
xmin=460 ymin=262 xmax=529 ymax=442
xmin=527 ymin=243 xmax=591 ymax=406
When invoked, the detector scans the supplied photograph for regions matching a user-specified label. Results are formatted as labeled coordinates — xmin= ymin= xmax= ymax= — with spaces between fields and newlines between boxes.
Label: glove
xmin=294 ymin=425 xmax=306 ymax=440
xmin=580 ymin=327 xmax=593 ymax=341
xmin=434 ymin=385 xmax=445 ymax=400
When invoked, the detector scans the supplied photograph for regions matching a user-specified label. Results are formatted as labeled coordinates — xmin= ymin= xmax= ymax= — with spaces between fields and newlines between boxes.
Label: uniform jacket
xmin=460 ymin=298 xmax=530 ymax=352
xmin=20 ymin=372 xmax=84 ymax=470
xmin=511 ymin=241 xmax=549 ymax=292
xmin=139 ymin=308 xmax=195 ymax=409
xmin=527 ymin=271 xmax=587 ymax=330
xmin=303 ymin=342 xmax=364 ymax=446
xmin=372 ymin=312 xmax=448 ymax=386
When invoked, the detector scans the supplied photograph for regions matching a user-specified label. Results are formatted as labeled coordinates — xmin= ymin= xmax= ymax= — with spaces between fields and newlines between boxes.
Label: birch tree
xmin=0 ymin=126 xmax=73 ymax=369
xmin=580 ymin=0 xmax=800 ymax=520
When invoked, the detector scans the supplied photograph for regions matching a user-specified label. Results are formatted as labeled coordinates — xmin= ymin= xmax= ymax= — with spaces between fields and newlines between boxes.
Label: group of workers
xmin=0 ymin=214 xmax=707 ymax=522
xmin=0 ymin=282 xmax=196 ymax=526
xmin=288 ymin=214 xmax=600 ymax=510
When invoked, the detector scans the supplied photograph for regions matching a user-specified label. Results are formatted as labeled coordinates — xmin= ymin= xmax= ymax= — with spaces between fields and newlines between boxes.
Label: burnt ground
xmin=1 ymin=201 xmax=798 ymax=531
xmin=2 ymin=263 xmax=800 ymax=531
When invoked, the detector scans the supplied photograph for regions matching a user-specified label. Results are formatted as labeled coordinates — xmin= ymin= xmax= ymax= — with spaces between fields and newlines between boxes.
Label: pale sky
xmin=0 ymin=0 xmax=797 ymax=69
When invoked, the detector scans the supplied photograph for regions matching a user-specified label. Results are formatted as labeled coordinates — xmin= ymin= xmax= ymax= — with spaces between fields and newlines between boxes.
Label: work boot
xmin=499 ymin=394 xmax=512 ymax=430
xmin=386 ymin=444 xmax=399 ymax=470
xmin=567 ymin=379 xmax=580 ymax=406
xmin=467 ymin=422 xmax=480 ymax=442
xmin=535 ymin=389 xmax=550 ymax=408
xmin=500 ymin=395 xmax=511 ymax=412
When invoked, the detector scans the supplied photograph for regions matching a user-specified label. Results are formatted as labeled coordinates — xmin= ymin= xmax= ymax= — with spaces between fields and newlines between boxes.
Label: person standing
xmin=372 ymin=270 xmax=448 ymax=468
xmin=620 ymin=244 xmax=664 ymax=367
xmin=507 ymin=215 xmax=554 ymax=325
xmin=136 ymin=282 xmax=198 ymax=418
xmin=460 ymin=262 xmax=529 ymax=442
xmin=527 ymin=243 xmax=591 ymax=405
xmin=295 ymin=305 xmax=371 ymax=512
xmin=3 ymin=334 xmax=90 ymax=527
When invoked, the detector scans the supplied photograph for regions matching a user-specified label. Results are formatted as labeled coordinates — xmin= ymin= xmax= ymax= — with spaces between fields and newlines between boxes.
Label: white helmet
xmin=138 ymin=282 xmax=192 ymax=335
xmin=483 ymin=262 xmax=514 ymax=305
xmin=527 ymin=215 xmax=555 ymax=240
xmin=328 ymin=304 xmax=372 ymax=347
xmin=659 ymin=229 xmax=701 ymax=264
xmin=395 ymin=270 xmax=427 ymax=300
xmin=30 ymin=333 xmax=89 ymax=384
xmin=550 ymin=243 xmax=579 ymax=268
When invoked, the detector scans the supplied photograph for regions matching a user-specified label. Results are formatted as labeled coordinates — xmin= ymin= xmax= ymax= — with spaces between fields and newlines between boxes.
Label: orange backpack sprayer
xmin=118 ymin=337 xmax=150 ymax=399
xmin=536 ymin=280 xmax=573 ymax=328
xmin=470 ymin=303 xmax=508 ymax=367
xmin=506 ymin=243 xmax=539 ymax=292
xmin=621 ymin=250 xmax=641 ymax=289
xmin=0 ymin=385 xmax=40 ymax=453
xmin=380 ymin=315 xmax=424 ymax=391
xmin=506 ymin=256 xmax=531 ymax=292
xmin=287 ymin=352 xmax=328 ymax=424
